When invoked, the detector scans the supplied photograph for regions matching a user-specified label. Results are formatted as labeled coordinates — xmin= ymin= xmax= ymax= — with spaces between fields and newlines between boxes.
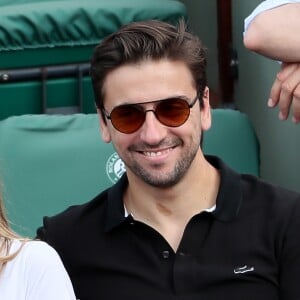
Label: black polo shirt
xmin=37 ymin=156 xmax=300 ymax=300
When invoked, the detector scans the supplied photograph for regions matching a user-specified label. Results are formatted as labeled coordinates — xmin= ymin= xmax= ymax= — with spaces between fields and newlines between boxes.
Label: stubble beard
xmin=127 ymin=141 xmax=199 ymax=188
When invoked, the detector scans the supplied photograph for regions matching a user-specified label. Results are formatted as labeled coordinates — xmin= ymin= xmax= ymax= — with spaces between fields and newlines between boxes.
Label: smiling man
xmin=37 ymin=20 xmax=300 ymax=300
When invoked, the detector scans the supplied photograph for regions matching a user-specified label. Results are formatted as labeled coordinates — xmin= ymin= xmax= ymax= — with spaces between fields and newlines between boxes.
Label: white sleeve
xmin=22 ymin=241 xmax=76 ymax=300
xmin=244 ymin=0 xmax=300 ymax=33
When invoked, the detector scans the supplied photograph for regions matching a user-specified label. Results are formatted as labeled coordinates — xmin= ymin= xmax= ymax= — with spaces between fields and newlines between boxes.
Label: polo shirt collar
xmin=104 ymin=174 xmax=129 ymax=232
xmin=206 ymin=155 xmax=243 ymax=222
xmin=104 ymin=155 xmax=243 ymax=231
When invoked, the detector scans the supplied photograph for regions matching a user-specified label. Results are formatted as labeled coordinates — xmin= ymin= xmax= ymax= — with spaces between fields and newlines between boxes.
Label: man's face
xmin=98 ymin=59 xmax=211 ymax=187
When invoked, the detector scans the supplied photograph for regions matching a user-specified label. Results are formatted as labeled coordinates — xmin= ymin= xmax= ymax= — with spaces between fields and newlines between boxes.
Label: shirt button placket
xmin=162 ymin=250 xmax=170 ymax=259
xmin=173 ymin=250 xmax=191 ymax=294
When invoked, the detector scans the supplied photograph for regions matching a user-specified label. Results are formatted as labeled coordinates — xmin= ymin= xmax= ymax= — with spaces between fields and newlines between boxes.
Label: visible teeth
xmin=144 ymin=151 xmax=162 ymax=157
xmin=143 ymin=149 xmax=171 ymax=157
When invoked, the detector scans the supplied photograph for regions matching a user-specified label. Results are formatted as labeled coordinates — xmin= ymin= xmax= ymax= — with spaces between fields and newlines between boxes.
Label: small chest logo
xmin=106 ymin=152 xmax=126 ymax=183
xmin=233 ymin=265 xmax=254 ymax=274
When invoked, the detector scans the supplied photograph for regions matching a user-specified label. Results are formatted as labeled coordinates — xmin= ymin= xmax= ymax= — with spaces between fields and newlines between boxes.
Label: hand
xmin=268 ymin=62 xmax=300 ymax=123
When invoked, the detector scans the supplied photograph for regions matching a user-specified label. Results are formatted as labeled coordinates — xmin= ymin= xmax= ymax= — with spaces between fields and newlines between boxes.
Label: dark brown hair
xmin=90 ymin=19 xmax=207 ymax=110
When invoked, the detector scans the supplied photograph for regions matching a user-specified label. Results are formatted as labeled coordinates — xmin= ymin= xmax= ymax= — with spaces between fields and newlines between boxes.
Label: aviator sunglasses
xmin=102 ymin=95 xmax=199 ymax=134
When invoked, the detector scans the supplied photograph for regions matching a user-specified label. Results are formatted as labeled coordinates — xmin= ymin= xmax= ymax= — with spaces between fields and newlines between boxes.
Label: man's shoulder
xmin=241 ymin=173 xmax=300 ymax=213
xmin=241 ymin=173 xmax=299 ymax=197
xmin=36 ymin=188 xmax=109 ymax=240
xmin=54 ymin=189 xmax=108 ymax=221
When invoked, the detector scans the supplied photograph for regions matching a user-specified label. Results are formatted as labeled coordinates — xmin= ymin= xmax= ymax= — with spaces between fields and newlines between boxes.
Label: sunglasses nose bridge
xmin=142 ymin=108 xmax=158 ymax=124
xmin=125 ymin=108 xmax=157 ymax=133
xmin=144 ymin=108 xmax=155 ymax=115
xmin=138 ymin=108 xmax=169 ymax=142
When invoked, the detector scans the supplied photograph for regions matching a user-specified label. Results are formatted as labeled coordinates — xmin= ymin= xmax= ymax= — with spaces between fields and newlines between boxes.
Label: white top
xmin=0 ymin=240 xmax=76 ymax=300
xmin=244 ymin=0 xmax=300 ymax=32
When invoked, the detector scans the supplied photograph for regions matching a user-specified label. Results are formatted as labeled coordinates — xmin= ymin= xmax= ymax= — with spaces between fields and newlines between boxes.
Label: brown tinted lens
xmin=155 ymin=99 xmax=190 ymax=127
xmin=110 ymin=105 xmax=145 ymax=134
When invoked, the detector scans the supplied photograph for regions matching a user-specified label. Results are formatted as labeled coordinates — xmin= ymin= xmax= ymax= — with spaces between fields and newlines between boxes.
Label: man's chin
xmin=138 ymin=172 xmax=183 ymax=188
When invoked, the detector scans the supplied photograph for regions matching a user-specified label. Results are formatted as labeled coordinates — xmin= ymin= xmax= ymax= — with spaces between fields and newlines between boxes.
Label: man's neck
xmin=124 ymin=155 xmax=220 ymax=251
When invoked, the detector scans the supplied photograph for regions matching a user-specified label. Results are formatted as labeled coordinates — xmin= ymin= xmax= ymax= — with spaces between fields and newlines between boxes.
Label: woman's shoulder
xmin=7 ymin=239 xmax=65 ymax=274
xmin=14 ymin=240 xmax=63 ymax=267
xmin=21 ymin=239 xmax=58 ymax=253
xmin=7 ymin=239 xmax=76 ymax=299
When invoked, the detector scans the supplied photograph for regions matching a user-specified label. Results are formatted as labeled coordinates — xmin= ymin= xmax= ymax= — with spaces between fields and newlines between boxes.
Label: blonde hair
xmin=0 ymin=184 xmax=26 ymax=272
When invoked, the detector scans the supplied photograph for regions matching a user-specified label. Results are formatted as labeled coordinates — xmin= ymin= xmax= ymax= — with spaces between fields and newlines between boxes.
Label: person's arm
xmin=244 ymin=1 xmax=300 ymax=123
xmin=244 ymin=3 xmax=300 ymax=61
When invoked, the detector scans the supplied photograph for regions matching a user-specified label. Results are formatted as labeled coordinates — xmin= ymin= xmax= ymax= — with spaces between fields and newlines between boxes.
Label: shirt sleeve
xmin=22 ymin=241 xmax=76 ymax=300
xmin=244 ymin=0 xmax=300 ymax=33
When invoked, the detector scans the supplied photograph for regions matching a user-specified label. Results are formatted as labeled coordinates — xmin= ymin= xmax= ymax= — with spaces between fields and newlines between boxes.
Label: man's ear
xmin=96 ymin=108 xmax=112 ymax=143
xmin=200 ymin=86 xmax=212 ymax=131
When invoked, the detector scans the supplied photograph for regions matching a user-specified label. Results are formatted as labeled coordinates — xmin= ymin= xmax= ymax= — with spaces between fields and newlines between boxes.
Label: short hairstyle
xmin=90 ymin=19 xmax=207 ymax=111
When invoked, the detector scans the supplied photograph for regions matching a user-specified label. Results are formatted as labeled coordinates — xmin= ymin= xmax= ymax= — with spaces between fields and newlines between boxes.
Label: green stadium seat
xmin=0 ymin=110 xmax=259 ymax=237
xmin=0 ymin=0 xmax=187 ymax=119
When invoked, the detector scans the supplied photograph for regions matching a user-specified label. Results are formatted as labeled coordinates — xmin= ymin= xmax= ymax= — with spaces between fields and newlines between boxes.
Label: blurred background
xmin=181 ymin=0 xmax=300 ymax=193
xmin=0 ymin=0 xmax=299 ymax=194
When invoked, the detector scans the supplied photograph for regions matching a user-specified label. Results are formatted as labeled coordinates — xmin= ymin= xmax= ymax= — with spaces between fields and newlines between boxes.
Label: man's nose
xmin=139 ymin=110 xmax=167 ymax=143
